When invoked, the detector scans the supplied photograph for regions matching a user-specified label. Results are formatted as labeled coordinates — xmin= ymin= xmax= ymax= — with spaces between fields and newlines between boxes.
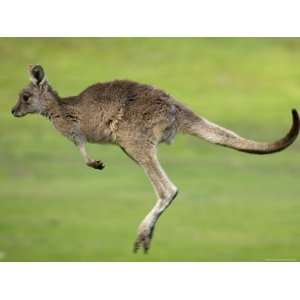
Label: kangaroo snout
xmin=11 ymin=106 xmax=22 ymax=117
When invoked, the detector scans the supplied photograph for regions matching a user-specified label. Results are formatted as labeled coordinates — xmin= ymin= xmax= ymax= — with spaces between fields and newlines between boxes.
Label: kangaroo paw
xmin=87 ymin=160 xmax=105 ymax=170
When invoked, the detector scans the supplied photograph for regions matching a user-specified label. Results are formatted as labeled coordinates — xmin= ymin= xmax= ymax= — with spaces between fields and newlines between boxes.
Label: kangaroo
xmin=11 ymin=65 xmax=300 ymax=253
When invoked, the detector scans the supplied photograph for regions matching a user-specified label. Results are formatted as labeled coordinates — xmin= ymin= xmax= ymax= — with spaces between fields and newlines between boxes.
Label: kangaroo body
xmin=11 ymin=65 xmax=300 ymax=253
xmin=49 ymin=80 xmax=178 ymax=147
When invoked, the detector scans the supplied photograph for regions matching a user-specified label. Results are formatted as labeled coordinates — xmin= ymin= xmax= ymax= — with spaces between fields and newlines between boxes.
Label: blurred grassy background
xmin=0 ymin=38 xmax=300 ymax=261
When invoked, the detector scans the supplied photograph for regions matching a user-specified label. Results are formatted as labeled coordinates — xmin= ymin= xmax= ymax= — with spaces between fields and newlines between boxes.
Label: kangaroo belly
xmin=80 ymin=116 xmax=120 ymax=144
xmin=82 ymin=125 xmax=115 ymax=144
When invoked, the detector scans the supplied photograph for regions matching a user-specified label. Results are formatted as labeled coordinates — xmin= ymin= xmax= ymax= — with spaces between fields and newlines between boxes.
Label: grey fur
xmin=11 ymin=65 xmax=300 ymax=252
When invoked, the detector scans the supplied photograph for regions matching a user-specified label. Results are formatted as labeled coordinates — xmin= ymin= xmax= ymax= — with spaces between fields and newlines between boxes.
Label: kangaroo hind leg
xmin=122 ymin=144 xmax=178 ymax=253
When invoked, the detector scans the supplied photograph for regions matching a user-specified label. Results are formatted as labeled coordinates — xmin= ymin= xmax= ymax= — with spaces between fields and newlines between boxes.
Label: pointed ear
xmin=28 ymin=64 xmax=47 ymax=86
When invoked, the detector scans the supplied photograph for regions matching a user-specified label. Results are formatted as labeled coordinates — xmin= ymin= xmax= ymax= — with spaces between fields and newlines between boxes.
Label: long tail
xmin=175 ymin=103 xmax=300 ymax=154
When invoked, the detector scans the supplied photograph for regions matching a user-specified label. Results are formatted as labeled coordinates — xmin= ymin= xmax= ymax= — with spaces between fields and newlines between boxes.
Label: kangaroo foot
xmin=133 ymin=224 xmax=155 ymax=254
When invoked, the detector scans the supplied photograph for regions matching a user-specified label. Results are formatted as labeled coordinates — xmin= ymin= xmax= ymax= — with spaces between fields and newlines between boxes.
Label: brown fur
xmin=11 ymin=65 xmax=300 ymax=253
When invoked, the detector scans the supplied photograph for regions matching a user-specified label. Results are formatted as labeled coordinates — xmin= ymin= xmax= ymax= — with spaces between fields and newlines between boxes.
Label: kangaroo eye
xmin=23 ymin=94 xmax=30 ymax=102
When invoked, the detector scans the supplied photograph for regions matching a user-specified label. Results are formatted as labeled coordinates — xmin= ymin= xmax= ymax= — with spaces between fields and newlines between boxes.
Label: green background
xmin=0 ymin=38 xmax=300 ymax=261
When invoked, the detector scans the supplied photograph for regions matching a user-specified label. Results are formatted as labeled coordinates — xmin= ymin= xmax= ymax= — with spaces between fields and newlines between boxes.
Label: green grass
xmin=1 ymin=38 xmax=300 ymax=261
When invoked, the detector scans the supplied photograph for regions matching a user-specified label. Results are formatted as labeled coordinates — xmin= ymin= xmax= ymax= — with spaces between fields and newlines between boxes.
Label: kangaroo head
xmin=11 ymin=65 xmax=58 ymax=117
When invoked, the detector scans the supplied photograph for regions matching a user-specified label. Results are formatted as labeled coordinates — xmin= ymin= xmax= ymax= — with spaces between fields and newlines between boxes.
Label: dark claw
xmin=133 ymin=241 xmax=139 ymax=253
xmin=143 ymin=244 xmax=149 ymax=254
xmin=95 ymin=160 xmax=105 ymax=169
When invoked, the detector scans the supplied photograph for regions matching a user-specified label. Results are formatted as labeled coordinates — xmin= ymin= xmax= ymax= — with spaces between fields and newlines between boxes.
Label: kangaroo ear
xmin=28 ymin=64 xmax=47 ymax=86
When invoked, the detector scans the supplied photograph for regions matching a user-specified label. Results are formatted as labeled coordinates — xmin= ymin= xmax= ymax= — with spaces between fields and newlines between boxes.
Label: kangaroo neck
xmin=40 ymin=99 xmax=62 ymax=121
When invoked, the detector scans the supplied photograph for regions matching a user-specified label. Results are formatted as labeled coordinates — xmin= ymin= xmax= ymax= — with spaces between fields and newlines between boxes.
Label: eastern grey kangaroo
xmin=11 ymin=65 xmax=300 ymax=253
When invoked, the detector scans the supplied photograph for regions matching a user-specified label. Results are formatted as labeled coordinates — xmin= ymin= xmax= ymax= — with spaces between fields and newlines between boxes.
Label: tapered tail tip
xmin=288 ymin=108 xmax=300 ymax=144
xmin=292 ymin=108 xmax=299 ymax=122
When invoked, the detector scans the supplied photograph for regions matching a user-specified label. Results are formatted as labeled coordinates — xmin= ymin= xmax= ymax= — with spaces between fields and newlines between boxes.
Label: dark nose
xmin=11 ymin=108 xmax=16 ymax=115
